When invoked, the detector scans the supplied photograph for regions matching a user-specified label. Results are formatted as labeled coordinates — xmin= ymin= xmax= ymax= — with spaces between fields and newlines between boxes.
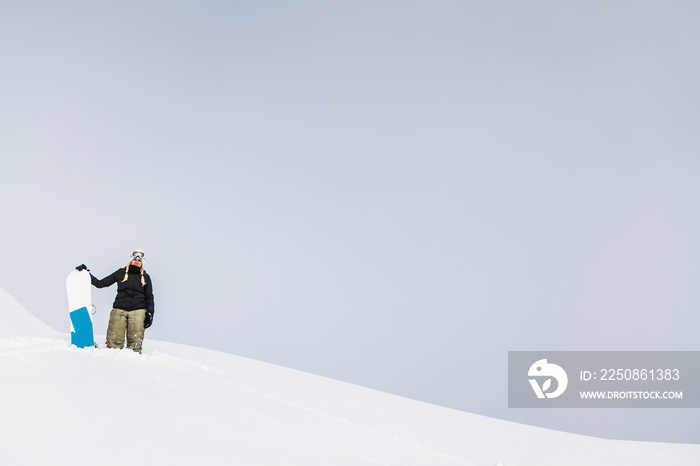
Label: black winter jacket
xmin=91 ymin=266 xmax=155 ymax=315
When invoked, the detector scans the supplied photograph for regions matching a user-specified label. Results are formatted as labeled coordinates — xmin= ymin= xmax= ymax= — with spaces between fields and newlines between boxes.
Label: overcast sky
xmin=2 ymin=1 xmax=699 ymax=443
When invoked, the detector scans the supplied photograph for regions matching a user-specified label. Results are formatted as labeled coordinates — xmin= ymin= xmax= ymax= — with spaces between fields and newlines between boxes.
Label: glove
xmin=144 ymin=311 xmax=154 ymax=329
xmin=75 ymin=264 xmax=89 ymax=272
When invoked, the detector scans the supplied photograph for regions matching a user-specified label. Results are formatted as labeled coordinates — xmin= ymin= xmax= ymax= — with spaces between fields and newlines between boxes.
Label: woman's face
xmin=131 ymin=257 xmax=142 ymax=267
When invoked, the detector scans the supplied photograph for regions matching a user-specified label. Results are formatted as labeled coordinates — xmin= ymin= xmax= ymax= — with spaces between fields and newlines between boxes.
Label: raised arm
xmin=90 ymin=269 xmax=121 ymax=289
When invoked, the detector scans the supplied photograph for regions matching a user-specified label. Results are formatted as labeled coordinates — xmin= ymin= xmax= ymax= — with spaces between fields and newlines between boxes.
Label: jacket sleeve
xmin=90 ymin=269 xmax=121 ymax=289
xmin=144 ymin=275 xmax=155 ymax=315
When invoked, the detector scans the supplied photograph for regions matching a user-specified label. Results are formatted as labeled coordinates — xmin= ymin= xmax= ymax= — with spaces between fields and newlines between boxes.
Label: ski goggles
xmin=131 ymin=251 xmax=144 ymax=260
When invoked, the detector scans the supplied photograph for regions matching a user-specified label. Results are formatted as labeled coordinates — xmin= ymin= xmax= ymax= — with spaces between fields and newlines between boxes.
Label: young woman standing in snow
xmin=76 ymin=249 xmax=155 ymax=353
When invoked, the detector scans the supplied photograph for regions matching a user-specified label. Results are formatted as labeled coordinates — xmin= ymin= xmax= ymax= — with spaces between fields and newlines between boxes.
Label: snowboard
xmin=66 ymin=269 xmax=94 ymax=348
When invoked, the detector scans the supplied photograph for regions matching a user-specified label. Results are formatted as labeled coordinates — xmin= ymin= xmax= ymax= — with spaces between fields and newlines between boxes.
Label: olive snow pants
xmin=105 ymin=308 xmax=146 ymax=353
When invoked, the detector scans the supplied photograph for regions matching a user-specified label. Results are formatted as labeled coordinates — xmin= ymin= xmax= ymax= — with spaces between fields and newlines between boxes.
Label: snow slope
xmin=1 ymin=288 xmax=698 ymax=466
xmin=0 ymin=287 xmax=60 ymax=338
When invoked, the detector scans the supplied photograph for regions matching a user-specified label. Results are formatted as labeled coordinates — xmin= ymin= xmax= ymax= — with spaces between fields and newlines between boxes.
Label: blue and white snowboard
xmin=66 ymin=269 xmax=94 ymax=348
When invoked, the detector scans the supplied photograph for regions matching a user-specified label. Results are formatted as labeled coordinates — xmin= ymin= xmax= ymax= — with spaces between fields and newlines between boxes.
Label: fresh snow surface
xmin=1 ymin=288 xmax=699 ymax=466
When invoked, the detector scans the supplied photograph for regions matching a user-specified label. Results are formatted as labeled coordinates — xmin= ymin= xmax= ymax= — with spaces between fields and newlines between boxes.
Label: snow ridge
xmin=2 ymin=287 xmax=699 ymax=465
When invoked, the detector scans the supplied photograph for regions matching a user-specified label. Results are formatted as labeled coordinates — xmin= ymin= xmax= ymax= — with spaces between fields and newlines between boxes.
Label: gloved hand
xmin=75 ymin=264 xmax=89 ymax=272
xmin=144 ymin=311 xmax=154 ymax=329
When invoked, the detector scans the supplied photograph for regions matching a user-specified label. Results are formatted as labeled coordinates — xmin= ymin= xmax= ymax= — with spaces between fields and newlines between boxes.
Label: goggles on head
xmin=131 ymin=251 xmax=144 ymax=260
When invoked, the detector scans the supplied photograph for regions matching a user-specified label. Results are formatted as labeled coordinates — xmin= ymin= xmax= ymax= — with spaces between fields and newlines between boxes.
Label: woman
xmin=77 ymin=249 xmax=155 ymax=353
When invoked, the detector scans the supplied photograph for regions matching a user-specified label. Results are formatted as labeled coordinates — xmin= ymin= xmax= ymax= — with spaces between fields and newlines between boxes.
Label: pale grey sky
xmin=2 ymin=1 xmax=699 ymax=443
